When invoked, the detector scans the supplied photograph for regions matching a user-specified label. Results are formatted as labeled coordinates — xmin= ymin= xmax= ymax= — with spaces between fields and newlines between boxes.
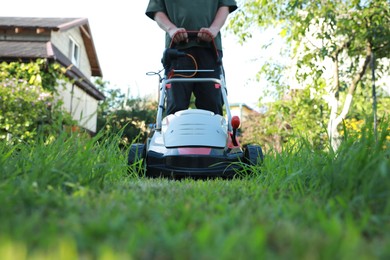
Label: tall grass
xmin=0 ymin=131 xmax=127 ymax=191
xmin=263 ymin=121 xmax=390 ymax=216
xmin=0 ymin=122 xmax=389 ymax=259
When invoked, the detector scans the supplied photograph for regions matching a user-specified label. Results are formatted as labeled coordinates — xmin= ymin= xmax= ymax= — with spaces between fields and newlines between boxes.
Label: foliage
xmin=0 ymin=122 xmax=389 ymax=259
xmin=0 ymin=59 xmax=74 ymax=144
xmin=241 ymin=86 xmax=329 ymax=151
xmin=94 ymin=77 xmax=125 ymax=114
xmin=231 ymin=0 xmax=390 ymax=59
xmin=229 ymin=0 xmax=390 ymax=149
xmin=346 ymin=79 xmax=390 ymax=120
xmin=241 ymin=77 xmax=390 ymax=151
xmin=95 ymin=78 xmax=157 ymax=146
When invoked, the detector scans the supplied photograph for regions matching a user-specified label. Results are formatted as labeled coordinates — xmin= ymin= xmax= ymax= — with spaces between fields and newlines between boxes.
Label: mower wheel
xmin=128 ymin=143 xmax=146 ymax=165
xmin=244 ymin=144 xmax=264 ymax=165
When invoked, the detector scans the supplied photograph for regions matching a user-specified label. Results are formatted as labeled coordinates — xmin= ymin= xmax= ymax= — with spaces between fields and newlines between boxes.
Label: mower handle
xmin=168 ymin=30 xmax=222 ymax=65
xmin=186 ymin=31 xmax=202 ymax=40
xmin=170 ymin=30 xmax=212 ymax=46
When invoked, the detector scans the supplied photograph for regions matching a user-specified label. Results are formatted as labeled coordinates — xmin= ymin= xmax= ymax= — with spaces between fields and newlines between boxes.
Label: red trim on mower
xmin=178 ymin=147 xmax=212 ymax=155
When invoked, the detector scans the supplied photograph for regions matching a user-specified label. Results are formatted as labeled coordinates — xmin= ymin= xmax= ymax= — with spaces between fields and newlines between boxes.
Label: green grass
xmin=0 ymin=125 xmax=389 ymax=259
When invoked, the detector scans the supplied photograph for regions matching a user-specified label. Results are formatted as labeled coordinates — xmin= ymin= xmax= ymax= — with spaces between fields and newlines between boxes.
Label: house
xmin=229 ymin=102 xmax=259 ymax=122
xmin=0 ymin=17 xmax=104 ymax=134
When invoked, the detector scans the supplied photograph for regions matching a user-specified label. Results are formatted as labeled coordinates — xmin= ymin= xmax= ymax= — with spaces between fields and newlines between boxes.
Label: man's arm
xmin=198 ymin=6 xmax=230 ymax=42
xmin=154 ymin=11 xmax=188 ymax=43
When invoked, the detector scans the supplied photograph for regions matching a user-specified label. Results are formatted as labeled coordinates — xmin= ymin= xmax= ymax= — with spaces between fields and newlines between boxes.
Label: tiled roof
xmin=0 ymin=41 xmax=50 ymax=58
xmin=0 ymin=17 xmax=88 ymax=31
xmin=0 ymin=17 xmax=102 ymax=77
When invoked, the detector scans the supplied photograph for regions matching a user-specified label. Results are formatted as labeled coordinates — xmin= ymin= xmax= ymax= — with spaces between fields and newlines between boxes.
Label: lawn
xmin=0 ymin=126 xmax=389 ymax=259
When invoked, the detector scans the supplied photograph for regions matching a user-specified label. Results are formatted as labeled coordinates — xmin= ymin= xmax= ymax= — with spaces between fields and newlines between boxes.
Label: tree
xmin=95 ymin=79 xmax=157 ymax=146
xmin=229 ymin=0 xmax=390 ymax=150
xmin=241 ymin=86 xmax=328 ymax=152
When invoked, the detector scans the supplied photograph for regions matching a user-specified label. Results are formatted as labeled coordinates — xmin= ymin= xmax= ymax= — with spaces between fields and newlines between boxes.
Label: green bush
xmin=0 ymin=60 xmax=74 ymax=143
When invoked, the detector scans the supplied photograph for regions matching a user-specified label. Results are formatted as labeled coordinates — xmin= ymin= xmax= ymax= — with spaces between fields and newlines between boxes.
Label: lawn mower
xmin=128 ymin=31 xmax=263 ymax=178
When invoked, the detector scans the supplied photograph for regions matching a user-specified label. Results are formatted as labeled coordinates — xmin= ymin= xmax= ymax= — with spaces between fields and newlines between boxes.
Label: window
xmin=69 ymin=37 xmax=80 ymax=67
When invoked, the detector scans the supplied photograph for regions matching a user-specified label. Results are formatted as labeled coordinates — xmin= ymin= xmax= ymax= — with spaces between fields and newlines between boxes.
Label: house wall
xmin=51 ymin=28 xmax=92 ymax=78
xmin=51 ymin=28 xmax=99 ymax=133
xmin=56 ymin=81 xmax=98 ymax=133
xmin=230 ymin=104 xmax=256 ymax=121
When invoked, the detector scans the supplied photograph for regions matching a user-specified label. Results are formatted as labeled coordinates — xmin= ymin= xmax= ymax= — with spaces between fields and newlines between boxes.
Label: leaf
xmin=280 ymin=27 xmax=288 ymax=37
xmin=29 ymin=75 xmax=36 ymax=85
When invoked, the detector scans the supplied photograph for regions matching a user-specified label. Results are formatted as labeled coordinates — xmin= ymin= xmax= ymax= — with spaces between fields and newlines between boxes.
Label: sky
xmin=0 ymin=0 xmax=280 ymax=108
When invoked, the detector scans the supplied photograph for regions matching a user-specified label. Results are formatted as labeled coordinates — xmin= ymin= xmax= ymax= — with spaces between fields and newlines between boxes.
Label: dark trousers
xmin=165 ymin=47 xmax=224 ymax=116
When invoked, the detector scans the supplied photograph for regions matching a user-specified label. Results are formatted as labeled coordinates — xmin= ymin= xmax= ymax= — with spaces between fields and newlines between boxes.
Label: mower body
xmin=145 ymin=109 xmax=245 ymax=178
xmin=128 ymin=34 xmax=263 ymax=178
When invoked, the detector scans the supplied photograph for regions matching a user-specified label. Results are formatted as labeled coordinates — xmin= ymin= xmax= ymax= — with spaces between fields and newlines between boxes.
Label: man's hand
xmin=198 ymin=27 xmax=218 ymax=42
xmin=169 ymin=28 xmax=188 ymax=43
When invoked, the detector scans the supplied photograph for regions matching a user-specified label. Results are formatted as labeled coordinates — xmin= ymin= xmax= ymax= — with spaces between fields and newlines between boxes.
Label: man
xmin=146 ymin=0 xmax=238 ymax=116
